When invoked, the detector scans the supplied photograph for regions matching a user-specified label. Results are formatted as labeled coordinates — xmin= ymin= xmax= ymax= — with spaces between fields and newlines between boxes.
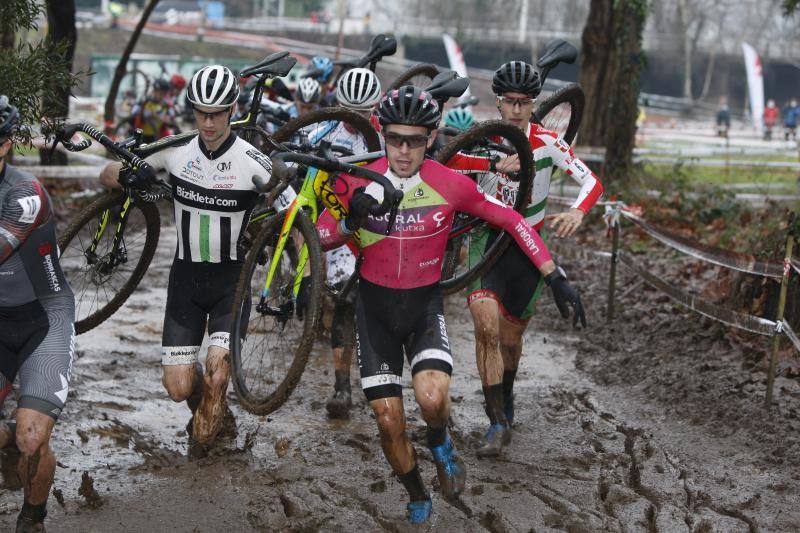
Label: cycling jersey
xmin=145 ymin=133 xmax=295 ymax=263
xmin=449 ymin=122 xmax=603 ymax=230
xmin=132 ymin=97 xmax=175 ymax=141
xmin=316 ymin=157 xmax=553 ymax=289
xmin=0 ymin=164 xmax=75 ymax=419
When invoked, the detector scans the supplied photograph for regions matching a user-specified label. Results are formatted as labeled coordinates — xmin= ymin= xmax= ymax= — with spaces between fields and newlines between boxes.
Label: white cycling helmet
xmin=187 ymin=65 xmax=239 ymax=109
xmin=295 ymin=77 xmax=321 ymax=104
xmin=336 ymin=68 xmax=382 ymax=111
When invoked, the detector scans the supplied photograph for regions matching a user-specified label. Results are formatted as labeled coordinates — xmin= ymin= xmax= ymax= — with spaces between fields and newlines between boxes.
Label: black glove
xmin=545 ymin=267 xmax=587 ymax=328
xmin=296 ymin=276 xmax=311 ymax=320
xmin=344 ymin=187 xmax=378 ymax=232
xmin=119 ymin=165 xmax=155 ymax=190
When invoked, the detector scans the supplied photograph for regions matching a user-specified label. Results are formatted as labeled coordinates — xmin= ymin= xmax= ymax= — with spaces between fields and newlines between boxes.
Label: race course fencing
xmin=547 ymin=195 xmax=800 ymax=408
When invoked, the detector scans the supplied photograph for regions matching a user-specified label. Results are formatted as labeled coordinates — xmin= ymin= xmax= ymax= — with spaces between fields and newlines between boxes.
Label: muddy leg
xmin=192 ymin=347 xmax=231 ymax=443
xmin=327 ymin=308 xmax=355 ymax=419
xmin=15 ymin=408 xmax=55 ymax=529
xmin=498 ymin=316 xmax=527 ymax=425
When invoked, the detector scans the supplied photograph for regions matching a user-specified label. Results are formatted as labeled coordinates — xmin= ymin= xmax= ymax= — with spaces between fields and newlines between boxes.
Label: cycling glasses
xmin=497 ymin=96 xmax=535 ymax=108
xmin=193 ymin=106 xmax=231 ymax=121
xmin=383 ymin=132 xmax=430 ymax=149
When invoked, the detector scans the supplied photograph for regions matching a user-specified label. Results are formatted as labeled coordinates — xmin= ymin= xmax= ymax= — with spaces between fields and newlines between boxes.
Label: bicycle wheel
xmin=230 ymin=209 xmax=324 ymax=415
xmin=58 ymin=190 xmax=160 ymax=334
xmin=386 ymin=63 xmax=440 ymax=91
xmin=533 ymin=83 xmax=585 ymax=145
xmin=436 ymin=120 xmax=534 ymax=295
xmin=272 ymin=107 xmax=381 ymax=151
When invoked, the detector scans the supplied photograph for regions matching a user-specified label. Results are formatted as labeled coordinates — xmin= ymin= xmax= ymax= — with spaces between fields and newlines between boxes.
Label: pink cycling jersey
xmin=317 ymin=157 xmax=552 ymax=289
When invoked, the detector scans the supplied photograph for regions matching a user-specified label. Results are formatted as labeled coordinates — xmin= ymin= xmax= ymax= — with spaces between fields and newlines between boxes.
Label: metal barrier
xmin=548 ymin=195 xmax=798 ymax=408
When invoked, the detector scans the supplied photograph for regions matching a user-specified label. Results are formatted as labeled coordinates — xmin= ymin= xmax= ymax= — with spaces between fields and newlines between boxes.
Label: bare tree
xmin=104 ymin=0 xmax=161 ymax=133
xmin=578 ymin=0 xmax=648 ymax=182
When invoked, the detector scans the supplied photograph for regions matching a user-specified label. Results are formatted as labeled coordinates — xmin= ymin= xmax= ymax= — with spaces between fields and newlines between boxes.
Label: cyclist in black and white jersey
xmin=0 ymin=96 xmax=76 ymax=533
xmin=303 ymin=67 xmax=382 ymax=418
xmin=101 ymin=65 xmax=295 ymax=445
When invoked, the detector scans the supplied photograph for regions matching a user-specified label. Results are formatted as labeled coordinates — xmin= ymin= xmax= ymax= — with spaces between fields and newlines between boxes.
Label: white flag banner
xmin=442 ymin=34 xmax=472 ymax=104
xmin=741 ymin=42 xmax=764 ymax=133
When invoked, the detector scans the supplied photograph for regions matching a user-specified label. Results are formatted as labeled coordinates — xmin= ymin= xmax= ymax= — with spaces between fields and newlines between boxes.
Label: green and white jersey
xmin=145 ymin=133 xmax=295 ymax=263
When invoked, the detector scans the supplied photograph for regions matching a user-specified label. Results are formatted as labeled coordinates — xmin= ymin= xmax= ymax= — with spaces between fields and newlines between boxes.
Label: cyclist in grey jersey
xmin=0 ymin=96 xmax=75 ymax=533
xmin=101 ymin=65 xmax=293 ymax=445
xmin=303 ymin=67 xmax=382 ymax=418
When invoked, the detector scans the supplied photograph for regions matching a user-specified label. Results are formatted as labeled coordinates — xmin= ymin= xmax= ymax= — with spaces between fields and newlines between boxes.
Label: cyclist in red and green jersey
xmin=449 ymin=61 xmax=603 ymax=457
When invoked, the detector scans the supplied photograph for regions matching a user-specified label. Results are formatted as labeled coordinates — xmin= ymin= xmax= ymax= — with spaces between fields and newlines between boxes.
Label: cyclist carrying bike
xmin=100 ymin=65 xmax=295 ymax=446
xmin=303 ymin=67 xmax=382 ymax=419
xmin=316 ymin=85 xmax=585 ymax=523
xmin=0 ymin=96 xmax=76 ymax=533
xmin=450 ymin=61 xmax=602 ymax=457
xmin=131 ymin=78 xmax=177 ymax=143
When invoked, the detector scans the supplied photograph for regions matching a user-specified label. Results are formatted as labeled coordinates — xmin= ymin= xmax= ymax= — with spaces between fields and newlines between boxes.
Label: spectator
xmin=764 ymin=99 xmax=779 ymax=141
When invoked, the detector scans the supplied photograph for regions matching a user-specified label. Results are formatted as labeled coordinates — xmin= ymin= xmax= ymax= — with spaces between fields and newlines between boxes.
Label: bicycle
xmin=228 ymin=72 xmax=472 ymax=415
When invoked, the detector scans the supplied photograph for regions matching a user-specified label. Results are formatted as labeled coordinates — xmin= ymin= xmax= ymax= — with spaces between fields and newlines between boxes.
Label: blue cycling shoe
xmin=429 ymin=434 xmax=466 ymax=499
xmin=407 ymin=499 xmax=433 ymax=524
xmin=476 ymin=423 xmax=511 ymax=458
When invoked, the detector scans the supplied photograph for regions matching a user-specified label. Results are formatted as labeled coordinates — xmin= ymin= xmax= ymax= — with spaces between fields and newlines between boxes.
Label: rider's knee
xmin=162 ymin=371 xmax=196 ymax=402
xmin=499 ymin=335 xmax=522 ymax=356
xmin=15 ymin=422 xmax=49 ymax=457
xmin=417 ymin=387 xmax=447 ymax=418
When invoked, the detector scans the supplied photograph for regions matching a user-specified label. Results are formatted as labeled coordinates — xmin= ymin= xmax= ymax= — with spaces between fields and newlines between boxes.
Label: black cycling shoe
xmin=325 ymin=389 xmax=352 ymax=419
xmin=476 ymin=423 xmax=511 ymax=458
xmin=16 ymin=516 xmax=45 ymax=533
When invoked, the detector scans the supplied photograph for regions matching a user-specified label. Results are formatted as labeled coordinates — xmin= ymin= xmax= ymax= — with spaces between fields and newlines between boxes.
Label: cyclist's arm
xmin=448 ymin=173 xmax=555 ymax=274
xmin=548 ymin=136 xmax=604 ymax=213
xmin=446 ymin=152 xmax=491 ymax=173
xmin=0 ymin=180 xmax=49 ymax=265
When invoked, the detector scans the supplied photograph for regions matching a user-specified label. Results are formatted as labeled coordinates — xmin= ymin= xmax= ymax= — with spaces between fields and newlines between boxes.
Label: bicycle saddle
xmin=536 ymin=39 xmax=578 ymax=69
xmin=241 ymin=51 xmax=297 ymax=78
xmin=425 ymin=71 xmax=470 ymax=102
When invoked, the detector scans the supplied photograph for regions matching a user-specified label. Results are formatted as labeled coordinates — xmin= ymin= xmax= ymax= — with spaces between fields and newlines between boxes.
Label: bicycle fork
xmin=86 ymin=195 xmax=134 ymax=277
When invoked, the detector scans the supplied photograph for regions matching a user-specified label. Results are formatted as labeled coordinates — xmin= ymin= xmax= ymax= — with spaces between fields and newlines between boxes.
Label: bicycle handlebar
xmin=55 ymin=123 xmax=153 ymax=172
xmin=269 ymin=151 xmax=404 ymax=235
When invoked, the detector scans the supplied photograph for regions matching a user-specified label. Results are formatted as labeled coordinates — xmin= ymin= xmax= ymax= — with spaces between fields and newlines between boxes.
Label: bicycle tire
xmin=58 ymin=190 xmax=160 ymax=335
xmin=230 ymin=209 xmax=324 ymax=415
xmin=436 ymin=120 xmax=534 ymax=295
xmin=386 ymin=63 xmax=440 ymax=91
xmin=533 ymin=83 xmax=585 ymax=145
xmin=272 ymin=107 xmax=381 ymax=151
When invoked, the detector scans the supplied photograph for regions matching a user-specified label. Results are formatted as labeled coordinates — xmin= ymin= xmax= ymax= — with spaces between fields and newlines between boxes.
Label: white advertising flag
xmin=741 ymin=42 xmax=764 ymax=133
xmin=442 ymin=34 xmax=472 ymax=104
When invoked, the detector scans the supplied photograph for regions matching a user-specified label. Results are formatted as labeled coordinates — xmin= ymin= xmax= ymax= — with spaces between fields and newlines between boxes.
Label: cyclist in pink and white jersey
xmin=449 ymin=60 xmax=602 ymax=457
xmin=316 ymin=85 xmax=585 ymax=524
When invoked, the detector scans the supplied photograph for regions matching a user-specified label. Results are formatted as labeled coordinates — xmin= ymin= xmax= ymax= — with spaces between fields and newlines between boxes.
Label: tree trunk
xmin=699 ymin=46 xmax=717 ymax=101
xmin=40 ymin=0 xmax=76 ymax=166
xmin=1 ymin=30 xmax=14 ymax=50
xmin=103 ymin=0 xmax=161 ymax=133
xmin=578 ymin=0 xmax=648 ymax=183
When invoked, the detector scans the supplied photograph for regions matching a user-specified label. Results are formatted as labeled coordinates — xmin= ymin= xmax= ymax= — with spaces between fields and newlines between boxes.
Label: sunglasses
xmin=497 ymin=96 xmax=535 ymax=108
xmin=383 ymin=132 xmax=430 ymax=149
xmin=193 ymin=107 xmax=231 ymax=121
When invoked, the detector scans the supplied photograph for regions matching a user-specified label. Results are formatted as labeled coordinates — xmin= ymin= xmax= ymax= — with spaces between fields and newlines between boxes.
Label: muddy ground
xmin=2 ymin=226 xmax=800 ymax=532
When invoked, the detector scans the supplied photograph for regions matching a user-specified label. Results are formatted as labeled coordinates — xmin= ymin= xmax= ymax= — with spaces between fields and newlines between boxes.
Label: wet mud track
xmin=2 ymin=230 xmax=799 ymax=531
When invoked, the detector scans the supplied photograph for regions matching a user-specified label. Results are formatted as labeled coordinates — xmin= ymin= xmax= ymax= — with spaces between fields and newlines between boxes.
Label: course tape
xmin=621 ymin=211 xmax=783 ymax=278
xmin=548 ymin=194 xmax=783 ymax=277
xmin=782 ymin=320 xmax=800 ymax=352
xmin=617 ymin=251 xmax=778 ymax=336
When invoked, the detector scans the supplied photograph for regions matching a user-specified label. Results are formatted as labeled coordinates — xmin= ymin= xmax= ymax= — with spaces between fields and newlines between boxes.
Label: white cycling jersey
xmin=145 ymin=133 xmax=295 ymax=263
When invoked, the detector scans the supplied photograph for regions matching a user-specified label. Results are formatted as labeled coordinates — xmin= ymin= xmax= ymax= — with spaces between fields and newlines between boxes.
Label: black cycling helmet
xmin=377 ymin=86 xmax=441 ymax=130
xmin=153 ymin=78 xmax=171 ymax=92
xmin=492 ymin=61 xmax=541 ymax=98
xmin=0 ymin=95 xmax=20 ymax=140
